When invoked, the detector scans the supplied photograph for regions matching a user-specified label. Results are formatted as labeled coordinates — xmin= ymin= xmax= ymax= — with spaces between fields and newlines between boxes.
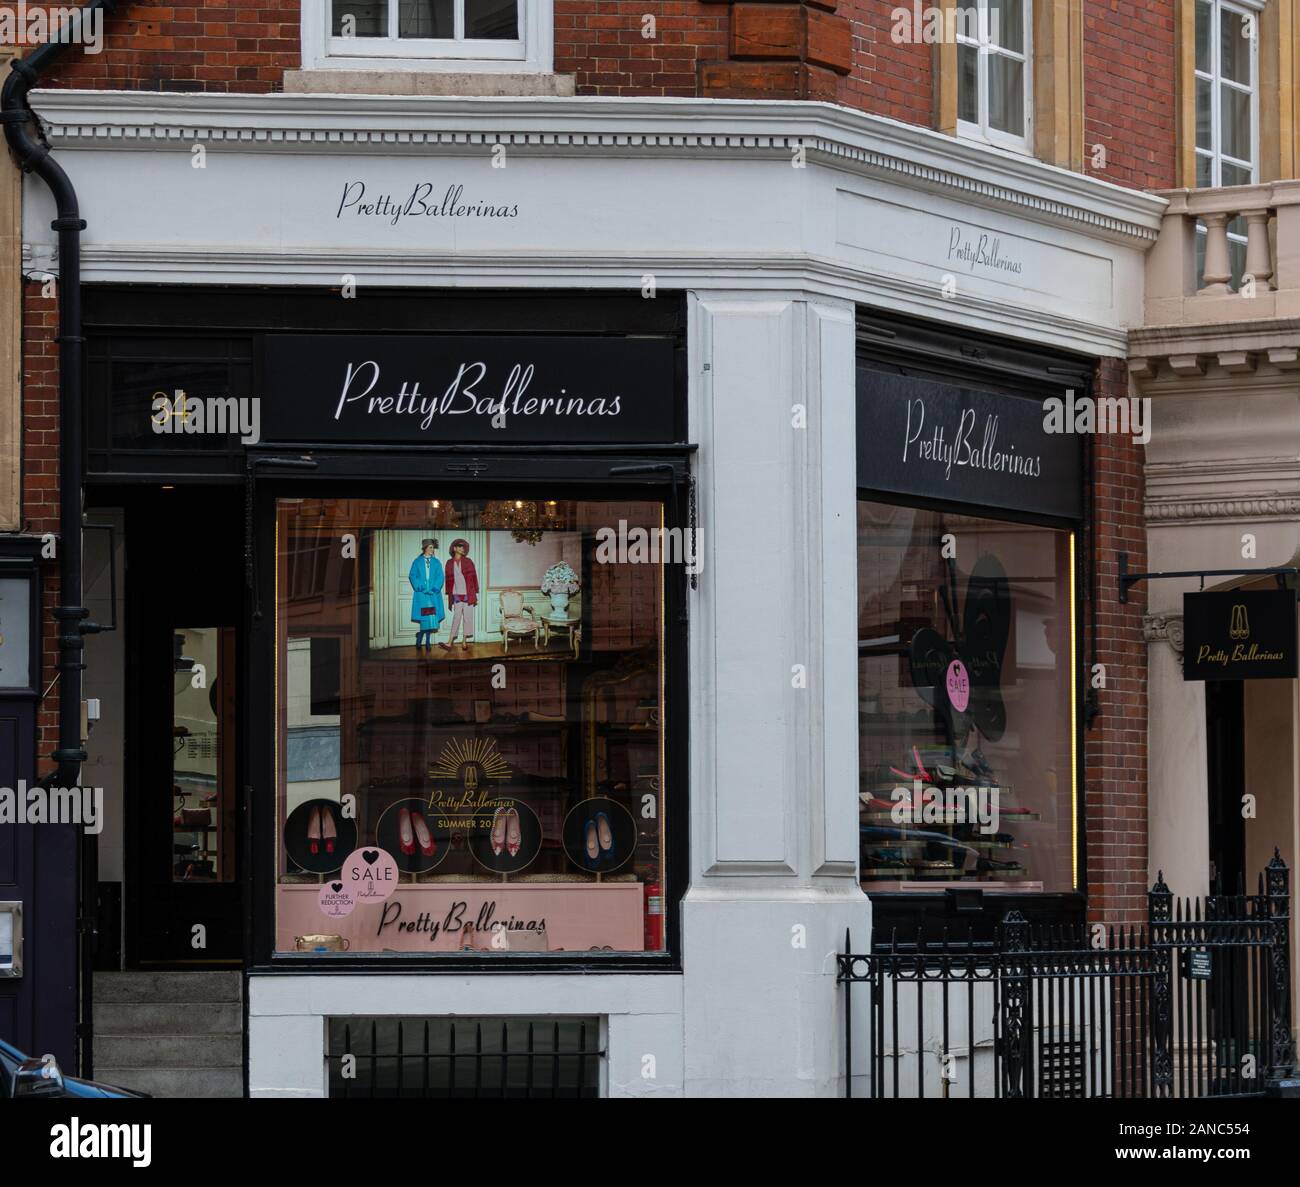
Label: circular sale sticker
xmin=318 ymin=878 xmax=356 ymax=919
xmin=341 ymin=846 xmax=400 ymax=902
xmin=945 ymin=659 xmax=971 ymax=713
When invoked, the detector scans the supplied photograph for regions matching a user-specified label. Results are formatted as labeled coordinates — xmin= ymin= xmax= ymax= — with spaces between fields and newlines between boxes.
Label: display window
xmin=274 ymin=495 xmax=668 ymax=955
xmin=856 ymin=499 xmax=1077 ymax=893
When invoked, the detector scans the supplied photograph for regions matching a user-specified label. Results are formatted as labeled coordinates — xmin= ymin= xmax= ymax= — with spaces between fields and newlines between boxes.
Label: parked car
xmin=0 ymin=1039 xmax=146 ymax=1098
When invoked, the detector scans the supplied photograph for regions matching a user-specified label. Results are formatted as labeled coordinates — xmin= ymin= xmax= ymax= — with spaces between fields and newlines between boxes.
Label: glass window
xmin=1193 ymin=0 xmax=1258 ymax=288
xmin=275 ymin=496 xmax=668 ymax=956
xmin=173 ymin=627 xmax=235 ymax=883
xmin=956 ymin=0 xmax=1032 ymax=151
xmin=857 ymin=501 xmax=1076 ymax=893
xmin=329 ymin=0 xmax=524 ymax=59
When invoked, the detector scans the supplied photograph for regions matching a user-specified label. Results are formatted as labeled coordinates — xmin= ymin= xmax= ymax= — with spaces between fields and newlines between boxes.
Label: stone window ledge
xmin=282 ymin=70 xmax=575 ymax=98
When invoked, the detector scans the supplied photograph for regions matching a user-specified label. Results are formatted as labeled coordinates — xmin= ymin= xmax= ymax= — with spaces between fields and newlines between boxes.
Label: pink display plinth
xmin=278 ymin=880 xmax=646 ymax=953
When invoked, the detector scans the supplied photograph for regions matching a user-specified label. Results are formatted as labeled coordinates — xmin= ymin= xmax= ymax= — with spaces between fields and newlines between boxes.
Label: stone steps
xmin=92 ymin=971 xmax=243 ymax=1099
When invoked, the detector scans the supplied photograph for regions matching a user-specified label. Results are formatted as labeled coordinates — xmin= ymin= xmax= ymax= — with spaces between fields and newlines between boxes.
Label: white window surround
xmin=301 ymin=0 xmax=554 ymax=74
xmin=955 ymin=0 xmax=1033 ymax=156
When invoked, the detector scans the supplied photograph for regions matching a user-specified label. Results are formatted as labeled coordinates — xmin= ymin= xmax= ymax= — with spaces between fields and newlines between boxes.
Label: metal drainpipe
xmin=2 ymin=0 xmax=117 ymax=789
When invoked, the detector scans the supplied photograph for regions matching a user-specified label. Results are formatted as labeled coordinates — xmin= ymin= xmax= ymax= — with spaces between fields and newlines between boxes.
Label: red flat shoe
xmin=320 ymin=804 xmax=338 ymax=854
xmin=306 ymin=805 xmax=321 ymax=855
xmin=411 ymin=810 xmax=436 ymax=858
xmin=398 ymin=806 xmax=416 ymax=856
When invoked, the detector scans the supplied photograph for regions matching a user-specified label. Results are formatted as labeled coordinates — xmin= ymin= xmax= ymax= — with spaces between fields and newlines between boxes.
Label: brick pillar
xmin=22 ymin=280 xmax=61 ymax=769
xmin=699 ymin=0 xmax=852 ymax=100
xmin=1084 ymin=357 xmax=1150 ymax=926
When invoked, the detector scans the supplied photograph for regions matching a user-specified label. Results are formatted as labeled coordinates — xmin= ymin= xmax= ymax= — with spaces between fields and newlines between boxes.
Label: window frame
xmin=250 ymin=467 xmax=691 ymax=973
xmin=302 ymin=0 xmax=554 ymax=74
xmin=954 ymin=0 xmax=1034 ymax=155
xmin=1193 ymin=0 xmax=1261 ymax=188
xmin=853 ymin=487 xmax=1083 ymax=904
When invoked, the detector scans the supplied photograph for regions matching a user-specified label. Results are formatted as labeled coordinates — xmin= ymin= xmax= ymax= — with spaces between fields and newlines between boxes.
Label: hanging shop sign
xmin=1183 ymin=590 xmax=1298 ymax=681
xmin=856 ymin=368 xmax=1082 ymax=519
xmin=262 ymin=334 xmax=678 ymax=445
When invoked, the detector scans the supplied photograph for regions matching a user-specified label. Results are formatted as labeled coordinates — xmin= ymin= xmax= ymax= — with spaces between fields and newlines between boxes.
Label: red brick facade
xmin=20 ymin=280 xmax=61 ymax=762
xmin=1083 ymin=0 xmax=1177 ymax=190
xmin=554 ymin=0 xmax=727 ymax=97
xmin=1083 ymin=357 xmax=1150 ymax=925
xmin=38 ymin=4 xmax=298 ymax=93
xmin=16 ymin=1 xmax=1158 ymax=921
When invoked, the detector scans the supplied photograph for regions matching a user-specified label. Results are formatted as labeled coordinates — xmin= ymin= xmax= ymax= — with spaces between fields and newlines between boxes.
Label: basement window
xmin=327 ymin=1016 xmax=604 ymax=1098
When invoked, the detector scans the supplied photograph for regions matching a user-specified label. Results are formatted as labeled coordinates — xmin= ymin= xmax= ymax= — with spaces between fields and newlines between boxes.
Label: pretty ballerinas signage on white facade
xmin=946 ymin=225 xmax=1025 ymax=276
xmin=335 ymin=181 xmax=520 ymax=225
xmin=261 ymin=334 xmax=679 ymax=445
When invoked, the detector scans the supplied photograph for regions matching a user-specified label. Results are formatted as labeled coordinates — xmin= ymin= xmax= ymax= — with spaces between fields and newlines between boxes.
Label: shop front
xmin=23 ymin=88 xmax=1162 ymax=1096
xmin=82 ymin=286 xmax=699 ymax=1093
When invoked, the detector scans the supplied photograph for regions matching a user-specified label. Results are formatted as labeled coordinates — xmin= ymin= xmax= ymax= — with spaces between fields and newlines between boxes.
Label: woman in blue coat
xmin=409 ymin=538 xmax=445 ymax=651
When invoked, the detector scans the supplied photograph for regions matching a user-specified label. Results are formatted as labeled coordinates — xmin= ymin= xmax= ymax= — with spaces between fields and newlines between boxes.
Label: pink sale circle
xmin=318 ymin=878 xmax=356 ymax=919
xmin=945 ymin=659 xmax=970 ymax=713
xmin=342 ymin=846 xmax=400 ymax=902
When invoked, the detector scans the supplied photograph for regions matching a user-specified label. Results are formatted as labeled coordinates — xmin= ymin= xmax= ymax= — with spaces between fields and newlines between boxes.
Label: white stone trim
xmin=29 ymin=90 xmax=1165 ymax=245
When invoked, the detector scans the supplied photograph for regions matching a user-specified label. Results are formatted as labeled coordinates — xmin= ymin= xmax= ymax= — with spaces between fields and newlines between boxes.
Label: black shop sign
xmin=856 ymin=368 xmax=1082 ymax=520
xmin=1183 ymin=590 xmax=1298 ymax=681
xmin=262 ymin=334 xmax=678 ymax=445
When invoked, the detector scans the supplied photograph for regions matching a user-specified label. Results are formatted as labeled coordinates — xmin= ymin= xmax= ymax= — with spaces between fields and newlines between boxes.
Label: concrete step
xmin=95 ymin=1034 xmax=242 ymax=1070
xmin=95 ymin=971 xmax=242 ymax=1004
xmin=93 ymin=1066 xmax=243 ymax=1099
xmin=94 ymin=1001 xmax=242 ymax=1036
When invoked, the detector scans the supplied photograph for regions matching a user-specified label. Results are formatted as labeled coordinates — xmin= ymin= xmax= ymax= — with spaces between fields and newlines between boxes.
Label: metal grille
xmin=326 ymin=1016 xmax=604 ymax=1098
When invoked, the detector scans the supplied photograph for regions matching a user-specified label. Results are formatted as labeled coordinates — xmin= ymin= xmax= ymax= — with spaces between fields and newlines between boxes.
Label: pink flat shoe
xmin=490 ymin=807 xmax=508 ymax=856
xmin=505 ymin=807 xmax=521 ymax=857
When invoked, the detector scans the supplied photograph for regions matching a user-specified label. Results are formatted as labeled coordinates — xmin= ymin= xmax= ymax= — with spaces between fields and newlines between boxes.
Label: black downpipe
xmin=2 ymin=0 xmax=120 ymax=1075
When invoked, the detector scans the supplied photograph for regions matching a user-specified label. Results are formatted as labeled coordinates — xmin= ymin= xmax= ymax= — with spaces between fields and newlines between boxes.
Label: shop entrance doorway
xmin=121 ymin=487 xmax=245 ymax=966
xmin=1206 ymin=680 xmax=1246 ymax=893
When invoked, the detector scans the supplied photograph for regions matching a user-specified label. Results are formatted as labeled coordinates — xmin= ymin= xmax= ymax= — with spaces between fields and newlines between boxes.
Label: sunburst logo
xmin=427 ymin=736 xmax=512 ymax=789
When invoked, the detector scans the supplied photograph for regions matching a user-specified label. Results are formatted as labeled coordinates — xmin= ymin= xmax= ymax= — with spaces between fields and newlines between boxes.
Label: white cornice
xmin=28 ymin=90 xmax=1167 ymax=247
xmin=19 ymin=242 xmax=1132 ymax=357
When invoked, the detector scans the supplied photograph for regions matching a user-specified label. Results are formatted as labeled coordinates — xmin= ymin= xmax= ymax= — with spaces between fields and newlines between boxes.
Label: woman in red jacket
xmin=440 ymin=538 xmax=479 ymax=653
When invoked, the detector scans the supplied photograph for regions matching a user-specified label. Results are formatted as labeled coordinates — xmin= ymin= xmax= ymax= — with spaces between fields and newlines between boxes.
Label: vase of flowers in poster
xmin=541 ymin=562 xmax=581 ymax=621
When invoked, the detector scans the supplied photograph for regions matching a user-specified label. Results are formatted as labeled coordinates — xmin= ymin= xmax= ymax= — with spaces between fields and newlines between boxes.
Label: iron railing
xmin=840 ymin=853 xmax=1295 ymax=1099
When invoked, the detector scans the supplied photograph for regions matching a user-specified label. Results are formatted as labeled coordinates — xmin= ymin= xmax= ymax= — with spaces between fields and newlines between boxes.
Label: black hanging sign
xmin=261 ymin=334 xmax=678 ymax=445
xmin=856 ymin=368 xmax=1083 ymax=519
xmin=1183 ymin=590 xmax=1297 ymax=681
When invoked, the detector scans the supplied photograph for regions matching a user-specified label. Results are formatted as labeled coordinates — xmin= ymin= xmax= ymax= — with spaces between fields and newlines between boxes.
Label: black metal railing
xmin=839 ymin=853 xmax=1295 ymax=1099
xmin=326 ymin=1016 xmax=605 ymax=1098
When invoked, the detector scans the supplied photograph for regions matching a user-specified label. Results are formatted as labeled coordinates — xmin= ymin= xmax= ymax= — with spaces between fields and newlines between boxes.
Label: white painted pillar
xmin=1145 ymin=611 xmax=1210 ymax=898
xmin=682 ymin=292 xmax=869 ymax=1096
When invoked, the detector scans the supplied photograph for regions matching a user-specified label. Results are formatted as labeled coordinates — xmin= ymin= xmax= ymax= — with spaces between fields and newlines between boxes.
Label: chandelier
xmin=480 ymin=499 xmax=560 ymax=545
xmin=427 ymin=499 xmax=462 ymax=529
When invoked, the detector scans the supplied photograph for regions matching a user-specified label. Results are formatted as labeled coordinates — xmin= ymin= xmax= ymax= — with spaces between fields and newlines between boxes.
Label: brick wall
xmin=842 ymin=0 xmax=932 ymax=126
xmin=1083 ymin=357 xmax=1150 ymax=925
xmin=554 ymin=0 xmax=727 ymax=97
xmin=1083 ymin=0 xmax=1178 ymax=190
xmin=21 ymin=281 xmax=61 ymax=767
xmin=33 ymin=2 xmax=298 ymax=94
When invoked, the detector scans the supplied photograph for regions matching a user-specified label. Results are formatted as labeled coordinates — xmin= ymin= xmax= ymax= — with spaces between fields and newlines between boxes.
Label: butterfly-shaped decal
xmin=907 ymin=552 xmax=1011 ymax=745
